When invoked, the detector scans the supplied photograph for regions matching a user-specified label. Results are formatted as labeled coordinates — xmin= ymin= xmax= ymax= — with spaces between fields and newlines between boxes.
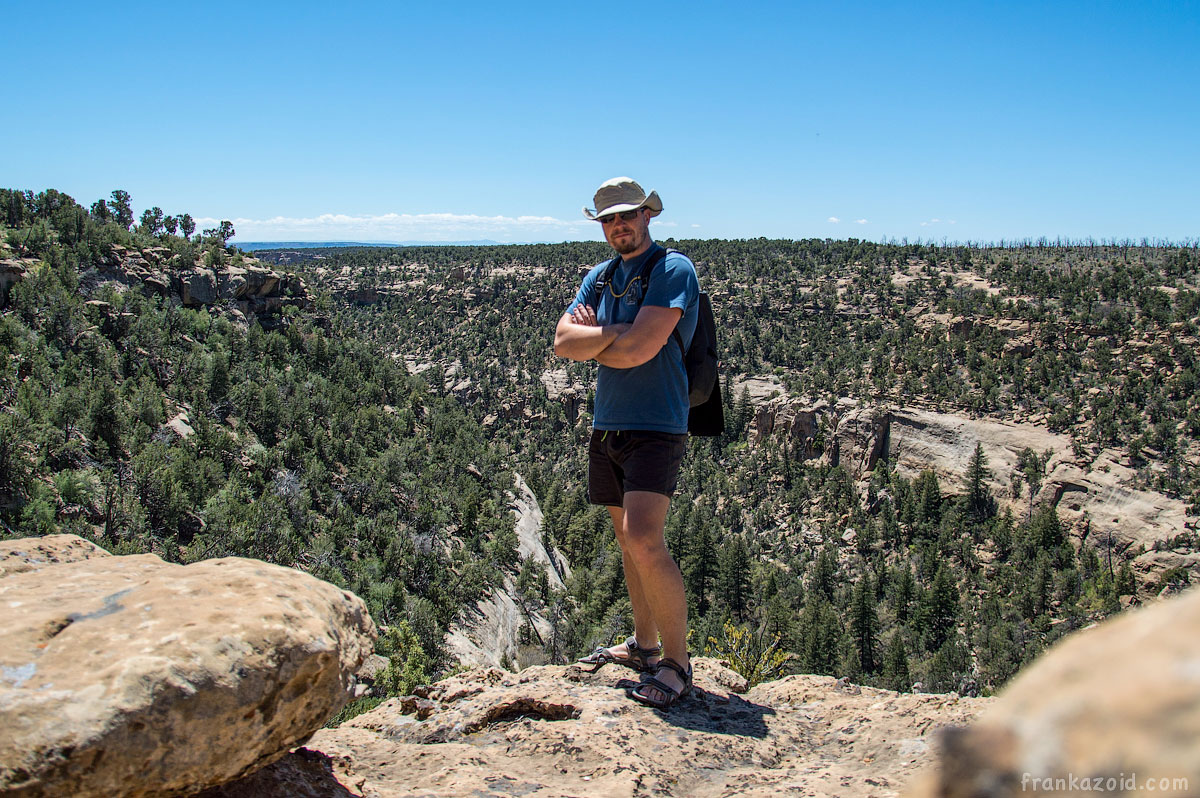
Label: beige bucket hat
xmin=583 ymin=176 xmax=663 ymax=220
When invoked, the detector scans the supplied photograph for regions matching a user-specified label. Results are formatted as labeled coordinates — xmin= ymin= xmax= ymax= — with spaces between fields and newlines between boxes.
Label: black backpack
xmin=593 ymin=248 xmax=724 ymax=436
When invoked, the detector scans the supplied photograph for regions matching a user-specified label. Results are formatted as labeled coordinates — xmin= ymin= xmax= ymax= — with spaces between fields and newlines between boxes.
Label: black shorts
xmin=588 ymin=429 xmax=688 ymax=506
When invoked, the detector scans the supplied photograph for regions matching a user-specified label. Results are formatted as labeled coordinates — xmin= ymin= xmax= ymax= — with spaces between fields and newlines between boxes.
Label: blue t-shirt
xmin=566 ymin=244 xmax=699 ymax=434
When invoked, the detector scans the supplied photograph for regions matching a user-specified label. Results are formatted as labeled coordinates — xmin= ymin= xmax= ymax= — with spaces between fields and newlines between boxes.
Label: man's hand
xmin=572 ymin=304 xmax=600 ymax=327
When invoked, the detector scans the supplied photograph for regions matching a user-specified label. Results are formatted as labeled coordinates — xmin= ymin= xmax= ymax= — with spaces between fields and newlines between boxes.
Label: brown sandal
xmin=576 ymin=635 xmax=661 ymax=674
xmin=629 ymin=657 xmax=693 ymax=709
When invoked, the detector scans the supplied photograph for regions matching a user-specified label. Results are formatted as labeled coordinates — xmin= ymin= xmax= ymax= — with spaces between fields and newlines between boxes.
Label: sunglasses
xmin=598 ymin=209 xmax=643 ymax=225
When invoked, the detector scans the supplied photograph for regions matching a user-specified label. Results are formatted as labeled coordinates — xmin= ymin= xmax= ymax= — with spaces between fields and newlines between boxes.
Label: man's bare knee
xmin=622 ymin=526 xmax=667 ymax=560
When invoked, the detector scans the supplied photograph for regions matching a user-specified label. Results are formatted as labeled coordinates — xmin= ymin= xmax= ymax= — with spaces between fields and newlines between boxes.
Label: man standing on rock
xmin=553 ymin=177 xmax=699 ymax=709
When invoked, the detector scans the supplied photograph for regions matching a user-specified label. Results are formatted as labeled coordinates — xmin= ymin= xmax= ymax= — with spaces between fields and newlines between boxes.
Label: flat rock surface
xmin=0 ymin=533 xmax=111 ymax=577
xmin=243 ymin=659 xmax=989 ymax=797
xmin=0 ymin=540 xmax=376 ymax=798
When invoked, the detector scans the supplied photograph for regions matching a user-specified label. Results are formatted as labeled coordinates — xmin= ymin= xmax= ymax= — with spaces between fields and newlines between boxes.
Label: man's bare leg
xmin=618 ymin=490 xmax=689 ymax=701
xmin=605 ymin=505 xmax=660 ymax=660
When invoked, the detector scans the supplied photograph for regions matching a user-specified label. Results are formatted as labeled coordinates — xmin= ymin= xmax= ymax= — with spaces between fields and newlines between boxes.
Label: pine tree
xmin=882 ymin=631 xmax=911 ymax=692
xmin=1016 ymin=447 xmax=1047 ymax=523
xmin=926 ymin=636 xmax=969 ymax=693
xmin=798 ymin=598 xmax=841 ymax=676
xmin=964 ymin=442 xmax=996 ymax=524
xmin=914 ymin=470 xmax=942 ymax=537
xmin=684 ymin=514 xmax=718 ymax=616
xmin=809 ymin=545 xmax=838 ymax=603
xmin=1029 ymin=504 xmax=1070 ymax=566
xmin=918 ymin=564 xmax=960 ymax=652
xmin=849 ymin=577 xmax=880 ymax=675
xmin=891 ymin=566 xmax=916 ymax=623
xmin=1115 ymin=560 xmax=1137 ymax=596
xmin=109 ymin=189 xmax=133 ymax=229
xmin=716 ymin=534 xmax=752 ymax=621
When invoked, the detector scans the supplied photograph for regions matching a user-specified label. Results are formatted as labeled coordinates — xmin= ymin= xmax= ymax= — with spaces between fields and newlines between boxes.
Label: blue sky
xmin=5 ymin=1 xmax=1198 ymax=244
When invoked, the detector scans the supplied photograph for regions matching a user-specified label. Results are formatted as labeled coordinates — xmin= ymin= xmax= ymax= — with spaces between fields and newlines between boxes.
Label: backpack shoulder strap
xmin=638 ymin=247 xmax=688 ymax=353
xmin=591 ymin=255 xmax=623 ymax=306
xmin=637 ymin=246 xmax=671 ymax=288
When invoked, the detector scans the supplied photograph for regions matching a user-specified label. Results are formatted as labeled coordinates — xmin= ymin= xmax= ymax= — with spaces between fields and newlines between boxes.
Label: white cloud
xmin=920 ymin=218 xmax=958 ymax=227
xmin=651 ymin=220 xmax=678 ymax=228
xmin=194 ymin=211 xmax=597 ymax=243
xmin=855 ymin=219 xmax=868 ymax=225
xmin=828 ymin=216 xmax=840 ymax=223
xmin=691 ymin=224 xmax=701 ymax=228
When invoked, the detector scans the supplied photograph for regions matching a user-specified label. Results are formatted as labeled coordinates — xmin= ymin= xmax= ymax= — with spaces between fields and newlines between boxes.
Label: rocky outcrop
xmin=908 ymin=586 xmax=1200 ymax=797
xmin=747 ymin=397 xmax=890 ymax=474
xmin=237 ymin=660 xmax=989 ymax=797
xmin=210 ymin=587 xmax=1200 ymax=798
xmin=539 ymin=368 xmax=586 ymax=428
xmin=77 ymin=244 xmax=307 ymax=322
xmin=178 ymin=267 xmax=220 ymax=305
xmin=750 ymin=398 xmax=1070 ymax=495
xmin=750 ymin=397 xmax=1198 ymax=594
xmin=0 ymin=257 xmax=34 ymax=306
xmin=445 ymin=474 xmax=572 ymax=668
xmin=0 ymin=535 xmax=376 ymax=798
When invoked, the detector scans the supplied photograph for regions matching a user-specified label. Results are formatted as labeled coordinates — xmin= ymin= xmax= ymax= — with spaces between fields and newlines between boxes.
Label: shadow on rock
xmin=195 ymin=749 xmax=361 ymax=798
xmin=617 ymin=679 xmax=776 ymax=738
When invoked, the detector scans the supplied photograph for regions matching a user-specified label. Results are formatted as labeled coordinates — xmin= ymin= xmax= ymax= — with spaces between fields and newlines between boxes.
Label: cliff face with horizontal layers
xmin=2 ymin=244 xmax=307 ymax=322
xmin=750 ymin=397 xmax=1198 ymax=596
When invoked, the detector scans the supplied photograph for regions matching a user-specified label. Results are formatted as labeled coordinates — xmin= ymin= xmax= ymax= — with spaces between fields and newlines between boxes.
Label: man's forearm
xmin=554 ymin=321 xmax=629 ymax=361
xmin=593 ymin=325 xmax=667 ymax=369
xmin=593 ymin=328 xmax=644 ymax=368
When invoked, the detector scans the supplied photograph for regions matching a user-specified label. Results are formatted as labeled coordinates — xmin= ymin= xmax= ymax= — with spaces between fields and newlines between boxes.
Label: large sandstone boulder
xmin=908 ymin=587 xmax=1200 ymax=797
xmin=0 ymin=536 xmax=376 ymax=797
xmin=236 ymin=264 xmax=281 ymax=298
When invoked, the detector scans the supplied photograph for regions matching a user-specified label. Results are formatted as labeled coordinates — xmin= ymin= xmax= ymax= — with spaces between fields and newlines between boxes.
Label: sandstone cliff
xmin=749 ymin=395 xmax=1198 ymax=595
xmin=445 ymin=473 xmax=572 ymax=668
xmin=70 ymin=244 xmax=307 ymax=322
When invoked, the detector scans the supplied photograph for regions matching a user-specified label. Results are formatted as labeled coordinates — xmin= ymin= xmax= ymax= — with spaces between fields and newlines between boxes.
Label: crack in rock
xmin=464 ymin=699 xmax=581 ymax=734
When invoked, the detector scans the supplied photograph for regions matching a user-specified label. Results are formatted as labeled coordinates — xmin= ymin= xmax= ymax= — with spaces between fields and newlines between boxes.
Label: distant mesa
xmin=235 ymin=241 xmax=403 ymax=250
